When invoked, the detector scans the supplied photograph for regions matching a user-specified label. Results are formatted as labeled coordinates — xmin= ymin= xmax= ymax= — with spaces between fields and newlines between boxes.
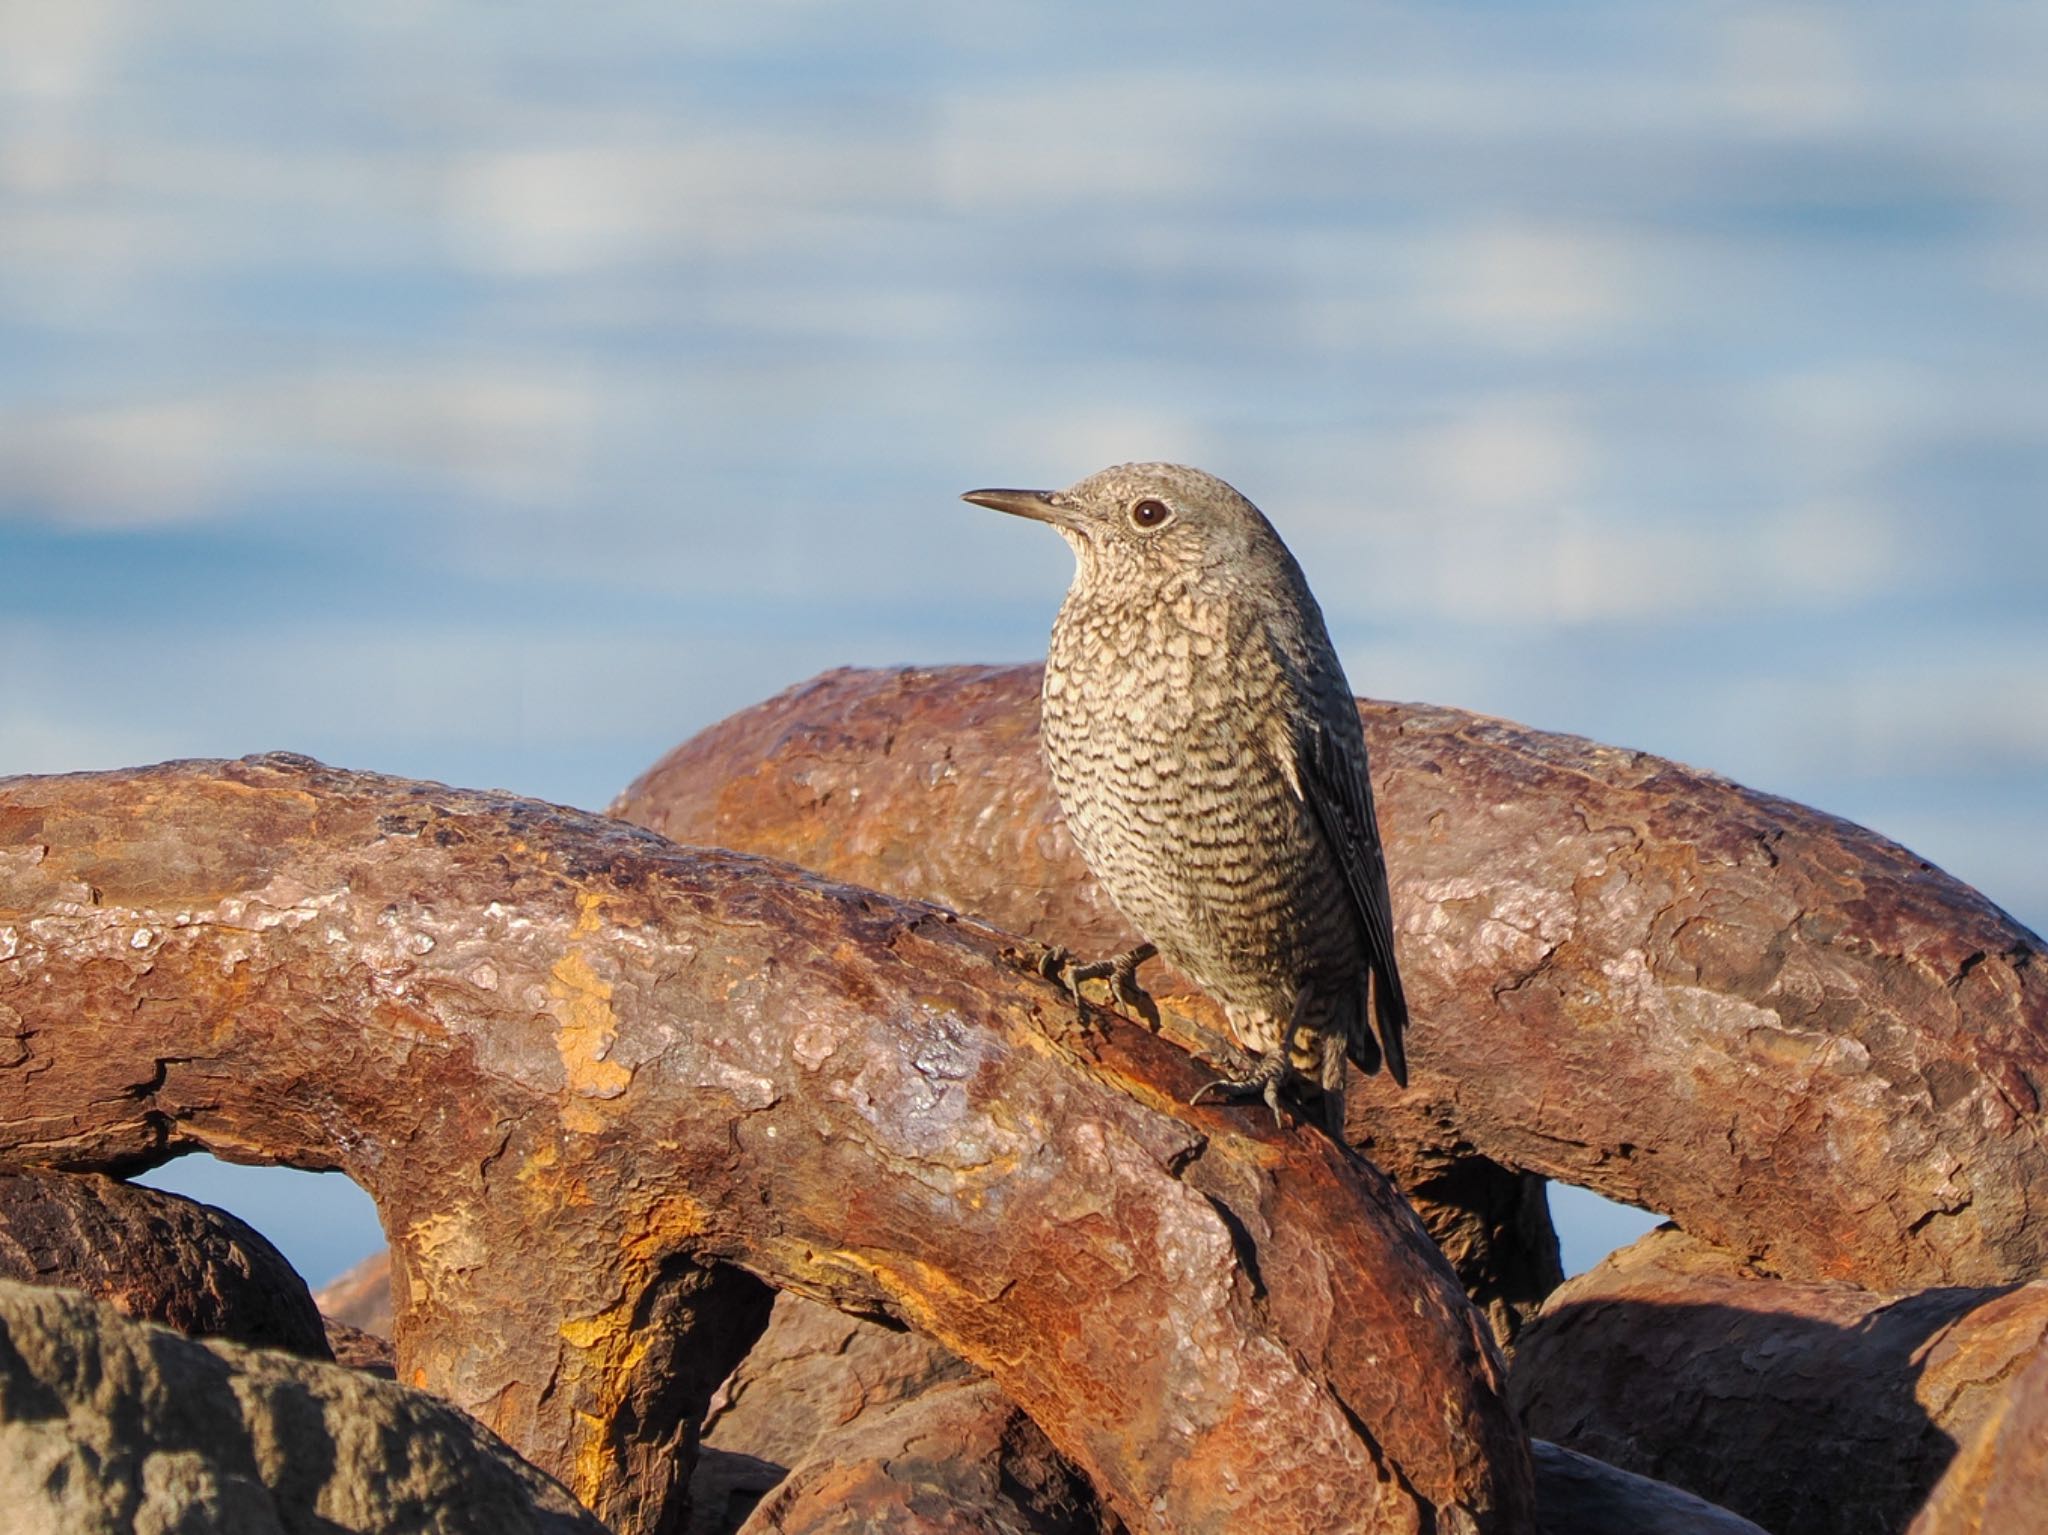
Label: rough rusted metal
xmin=0 ymin=754 xmax=1533 ymax=1535
xmin=610 ymin=664 xmax=1563 ymax=1340
xmin=325 ymin=1316 xmax=397 ymax=1378
xmin=315 ymin=1247 xmax=394 ymax=1338
xmin=697 ymin=1290 xmax=1111 ymax=1535
xmin=736 ymin=1374 xmax=1113 ymax=1535
xmin=613 ymin=664 xmax=2048 ymax=1291
xmin=700 ymin=1288 xmax=1761 ymax=1535
xmin=0 ymin=1169 xmax=331 ymax=1357
xmin=1509 ymin=1228 xmax=2048 ymax=1535
xmin=1906 ymin=1340 xmax=2048 ymax=1535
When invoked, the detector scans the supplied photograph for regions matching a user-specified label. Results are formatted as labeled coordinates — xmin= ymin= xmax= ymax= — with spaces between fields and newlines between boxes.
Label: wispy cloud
xmin=0 ymin=365 xmax=597 ymax=527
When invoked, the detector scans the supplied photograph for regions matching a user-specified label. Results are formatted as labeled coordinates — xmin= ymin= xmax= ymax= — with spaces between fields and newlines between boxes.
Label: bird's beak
xmin=961 ymin=487 xmax=1070 ymax=528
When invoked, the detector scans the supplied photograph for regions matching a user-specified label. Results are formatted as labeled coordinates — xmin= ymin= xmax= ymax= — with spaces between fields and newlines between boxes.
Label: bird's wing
xmin=1294 ymin=705 xmax=1410 ymax=1087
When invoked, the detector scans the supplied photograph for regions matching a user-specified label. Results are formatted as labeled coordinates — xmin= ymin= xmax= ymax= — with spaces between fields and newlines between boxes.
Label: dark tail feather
xmin=1374 ymin=964 xmax=1409 ymax=1088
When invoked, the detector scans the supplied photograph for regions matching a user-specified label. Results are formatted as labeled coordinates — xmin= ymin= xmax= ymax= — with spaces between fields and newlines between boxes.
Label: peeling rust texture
xmin=704 ymin=1286 xmax=1756 ymax=1535
xmin=613 ymin=664 xmax=2048 ymax=1291
xmin=0 ymin=754 xmax=1534 ymax=1535
xmin=1510 ymin=1227 xmax=2048 ymax=1535
xmin=697 ymin=1289 xmax=1115 ymax=1534
xmin=736 ymin=1372 xmax=1113 ymax=1535
xmin=0 ymin=1169 xmax=332 ymax=1358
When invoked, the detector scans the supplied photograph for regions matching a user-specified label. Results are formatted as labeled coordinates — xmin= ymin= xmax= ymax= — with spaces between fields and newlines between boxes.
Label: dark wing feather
xmin=1296 ymin=710 xmax=1410 ymax=1086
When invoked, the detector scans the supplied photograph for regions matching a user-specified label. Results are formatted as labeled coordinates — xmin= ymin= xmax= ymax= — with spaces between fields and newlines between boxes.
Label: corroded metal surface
xmin=0 ymin=754 xmax=1533 ymax=1535
xmin=1907 ymin=1340 xmax=2048 ymax=1534
xmin=700 ymin=1288 xmax=1761 ymax=1535
xmin=1510 ymin=1227 xmax=2048 ymax=1535
xmin=315 ymin=1246 xmax=394 ymax=1338
xmin=0 ymin=1169 xmax=331 ymax=1357
xmin=611 ymin=664 xmax=1564 ymax=1341
xmin=735 ymin=1371 xmax=1111 ymax=1535
xmin=614 ymin=664 xmax=2048 ymax=1290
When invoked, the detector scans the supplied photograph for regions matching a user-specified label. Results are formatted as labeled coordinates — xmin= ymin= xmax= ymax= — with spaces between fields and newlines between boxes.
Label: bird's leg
xmin=1191 ymin=1049 xmax=1294 ymax=1131
xmin=1016 ymin=941 xmax=1159 ymax=1027
xmin=1063 ymin=942 xmax=1158 ymax=1024
xmin=1192 ymin=988 xmax=1328 ymax=1131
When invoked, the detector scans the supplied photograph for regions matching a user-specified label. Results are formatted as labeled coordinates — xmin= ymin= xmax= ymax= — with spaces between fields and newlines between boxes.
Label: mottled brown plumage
xmin=963 ymin=463 xmax=1408 ymax=1128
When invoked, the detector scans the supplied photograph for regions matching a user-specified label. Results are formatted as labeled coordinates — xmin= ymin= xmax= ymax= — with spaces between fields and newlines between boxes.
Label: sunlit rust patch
xmin=559 ymin=1295 xmax=657 ymax=1503
xmin=404 ymin=1210 xmax=486 ymax=1293
xmin=516 ymin=1141 xmax=559 ymax=1181
xmin=565 ymin=1396 xmax=640 ymax=1505
xmin=826 ymin=939 xmax=883 ymax=1006
xmin=370 ymin=995 xmax=447 ymax=1043
xmin=481 ymin=1377 xmax=538 ymax=1444
xmin=825 ymin=1249 xmax=1002 ymax=1331
xmin=621 ymin=1191 xmax=708 ymax=1265
xmin=550 ymin=892 xmax=632 ymax=1125
xmin=515 ymin=1142 xmax=595 ymax=1208
xmin=554 ymin=1195 xmax=710 ymax=1505
xmin=199 ymin=954 xmax=260 ymax=1046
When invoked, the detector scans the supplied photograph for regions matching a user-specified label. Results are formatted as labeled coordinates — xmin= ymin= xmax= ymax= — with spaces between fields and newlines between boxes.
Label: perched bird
xmin=963 ymin=463 xmax=1408 ymax=1130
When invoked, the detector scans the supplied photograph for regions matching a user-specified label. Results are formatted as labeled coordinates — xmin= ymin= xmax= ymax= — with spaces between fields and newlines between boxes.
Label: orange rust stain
xmin=549 ymin=892 xmax=632 ymax=1116
xmin=559 ymin=1098 xmax=610 ymax=1135
xmin=202 ymin=961 xmax=259 ymax=1045
xmin=818 ymin=1251 xmax=983 ymax=1338
xmin=404 ymin=1210 xmax=486 ymax=1295
xmin=370 ymin=996 xmax=447 ymax=1042
xmin=551 ymin=1192 xmax=714 ymax=1503
xmin=557 ymin=1300 xmax=658 ymax=1503
xmin=514 ymin=1143 xmax=595 ymax=1208
xmin=566 ymin=1405 xmax=629 ymax=1505
xmin=621 ymin=1191 xmax=708 ymax=1265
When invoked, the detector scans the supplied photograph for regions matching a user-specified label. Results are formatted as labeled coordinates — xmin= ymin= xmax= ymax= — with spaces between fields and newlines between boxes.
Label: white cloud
xmin=934 ymin=68 xmax=1262 ymax=212
xmin=1413 ymin=221 xmax=1646 ymax=350
xmin=1405 ymin=397 xmax=1593 ymax=512
xmin=437 ymin=131 xmax=938 ymax=277
xmin=0 ymin=0 xmax=122 ymax=105
xmin=1260 ymin=371 xmax=1950 ymax=632
xmin=955 ymin=406 xmax=1211 ymax=486
xmin=1715 ymin=654 xmax=2048 ymax=781
xmin=1313 ymin=491 xmax=1907 ymax=630
xmin=1711 ymin=7 xmax=1869 ymax=136
xmin=0 ymin=363 xmax=598 ymax=528
xmin=441 ymin=148 xmax=686 ymax=276
xmin=0 ymin=400 xmax=239 ymax=528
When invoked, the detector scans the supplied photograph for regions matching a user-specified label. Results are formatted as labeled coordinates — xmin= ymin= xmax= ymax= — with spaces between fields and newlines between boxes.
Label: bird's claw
xmin=1068 ymin=942 xmax=1160 ymax=1026
xmin=1031 ymin=944 xmax=1078 ymax=990
xmin=1014 ymin=941 xmax=1159 ymax=1028
xmin=1190 ymin=1054 xmax=1294 ymax=1130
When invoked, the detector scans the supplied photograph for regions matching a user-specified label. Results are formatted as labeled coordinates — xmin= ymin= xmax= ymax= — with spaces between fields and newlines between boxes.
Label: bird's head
xmin=963 ymin=462 xmax=1286 ymax=591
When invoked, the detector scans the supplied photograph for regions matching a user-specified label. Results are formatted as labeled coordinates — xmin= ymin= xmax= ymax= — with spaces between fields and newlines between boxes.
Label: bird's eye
xmin=1130 ymin=498 xmax=1172 ymax=529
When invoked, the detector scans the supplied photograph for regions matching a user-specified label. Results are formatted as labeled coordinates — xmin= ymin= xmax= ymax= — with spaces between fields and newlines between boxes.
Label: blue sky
xmin=6 ymin=2 xmax=2045 ymax=1285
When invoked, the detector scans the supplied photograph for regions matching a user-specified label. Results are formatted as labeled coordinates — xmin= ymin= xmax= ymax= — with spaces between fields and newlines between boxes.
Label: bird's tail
xmin=1373 ymin=961 xmax=1409 ymax=1088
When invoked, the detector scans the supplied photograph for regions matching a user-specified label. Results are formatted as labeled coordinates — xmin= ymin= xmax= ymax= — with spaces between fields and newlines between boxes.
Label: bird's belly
xmin=1040 ymin=687 xmax=1352 ymax=1016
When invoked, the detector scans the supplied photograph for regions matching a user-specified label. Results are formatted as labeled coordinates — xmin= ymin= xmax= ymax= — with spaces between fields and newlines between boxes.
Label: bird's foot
xmin=1063 ymin=942 xmax=1159 ymax=1026
xmin=1012 ymin=941 xmax=1159 ymax=1028
xmin=1190 ymin=1050 xmax=1294 ymax=1131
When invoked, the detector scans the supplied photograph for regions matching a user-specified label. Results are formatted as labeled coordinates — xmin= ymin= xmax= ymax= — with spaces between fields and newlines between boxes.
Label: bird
xmin=962 ymin=462 xmax=1408 ymax=1131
